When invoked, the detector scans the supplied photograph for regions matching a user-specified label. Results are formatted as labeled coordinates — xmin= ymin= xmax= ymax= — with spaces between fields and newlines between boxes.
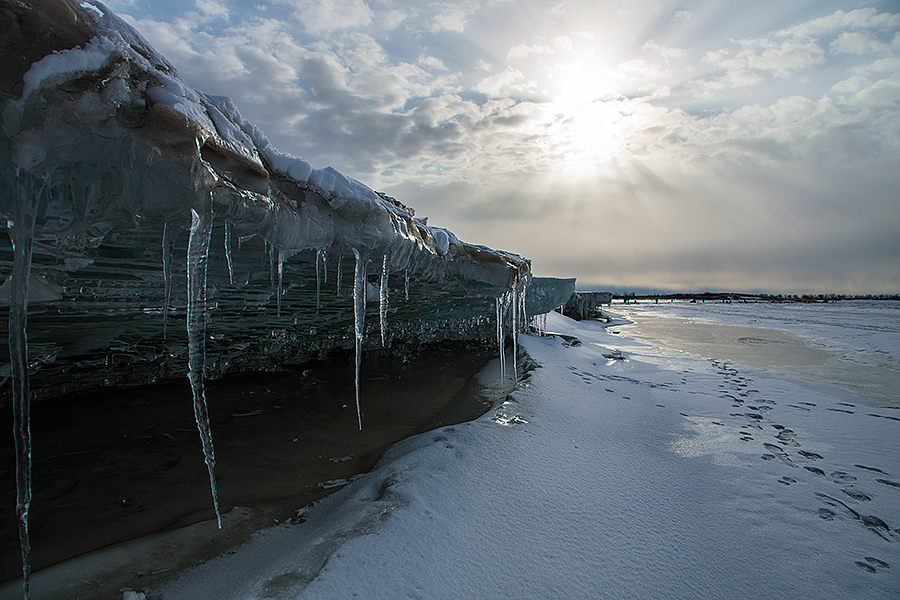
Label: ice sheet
xmin=149 ymin=306 xmax=900 ymax=600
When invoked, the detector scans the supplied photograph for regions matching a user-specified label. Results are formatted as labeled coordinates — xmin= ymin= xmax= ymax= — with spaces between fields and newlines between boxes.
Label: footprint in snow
xmin=869 ymin=413 xmax=900 ymax=422
xmin=831 ymin=471 xmax=857 ymax=484
xmin=819 ymin=508 xmax=836 ymax=520
xmin=843 ymin=489 xmax=872 ymax=502
xmin=876 ymin=479 xmax=900 ymax=488
xmin=827 ymin=408 xmax=855 ymax=414
xmin=855 ymin=464 xmax=887 ymax=474
xmin=856 ymin=561 xmax=877 ymax=574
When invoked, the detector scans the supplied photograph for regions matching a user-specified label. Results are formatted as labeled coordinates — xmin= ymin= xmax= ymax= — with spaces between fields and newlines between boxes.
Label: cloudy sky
xmin=104 ymin=0 xmax=900 ymax=293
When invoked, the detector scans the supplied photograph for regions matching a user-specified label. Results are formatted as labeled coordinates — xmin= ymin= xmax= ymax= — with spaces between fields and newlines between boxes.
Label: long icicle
xmin=352 ymin=248 xmax=366 ymax=430
xmin=336 ymin=250 xmax=343 ymax=297
xmin=496 ymin=296 xmax=505 ymax=381
xmin=315 ymin=248 xmax=322 ymax=313
xmin=511 ymin=276 xmax=519 ymax=382
xmin=379 ymin=253 xmax=388 ymax=347
xmin=187 ymin=206 xmax=222 ymax=528
xmin=224 ymin=221 xmax=235 ymax=285
xmin=9 ymin=170 xmax=40 ymax=600
xmin=277 ymin=251 xmax=285 ymax=317
xmin=161 ymin=223 xmax=177 ymax=339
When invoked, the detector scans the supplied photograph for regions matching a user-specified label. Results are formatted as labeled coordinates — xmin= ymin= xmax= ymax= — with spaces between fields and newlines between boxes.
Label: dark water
xmin=0 ymin=343 xmax=510 ymax=585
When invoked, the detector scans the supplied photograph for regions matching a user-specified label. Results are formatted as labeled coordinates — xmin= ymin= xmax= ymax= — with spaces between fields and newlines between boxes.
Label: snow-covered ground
xmin=148 ymin=302 xmax=900 ymax=600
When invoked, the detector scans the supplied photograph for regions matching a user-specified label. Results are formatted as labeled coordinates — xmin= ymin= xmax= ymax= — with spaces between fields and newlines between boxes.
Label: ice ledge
xmin=0 ymin=0 xmax=537 ymax=401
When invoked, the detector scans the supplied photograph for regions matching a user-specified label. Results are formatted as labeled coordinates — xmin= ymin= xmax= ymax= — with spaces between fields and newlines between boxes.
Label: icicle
xmin=187 ymin=206 xmax=222 ymax=529
xmin=352 ymin=248 xmax=366 ymax=430
xmin=379 ymin=253 xmax=389 ymax=347
xmin=277 ymin=251 xmax=285 ymax=317
xmin=520 ymin=277 xmax=528 ymax=333
xmin=315 ymin=249 xmax=321 ymax=313
xmin=404 ymin=268 xmax=409 ymax=301
xmin=336 ymin=251 xmax=343 ymax=297
xmin=496 ymin=296 xmax=505 ymax=381
xmin=267 ymin=242 xmax=275 ymax=286
xmin=511 ymin=277 xmax=519 ymax=382
xmin=319 ymin=247 xmax=327 ymax=284
xmin=161 ymin=223 xmax=177 ymax=339
xmin=9 ymin=170 xmax=40 ymax=600
xmin=224 ymin=221 xmax=235 ymax=285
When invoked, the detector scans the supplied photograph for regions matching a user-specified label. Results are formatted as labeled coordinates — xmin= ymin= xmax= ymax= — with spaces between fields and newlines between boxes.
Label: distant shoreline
xmin=604 ymin=292 xmax=900 ymax=303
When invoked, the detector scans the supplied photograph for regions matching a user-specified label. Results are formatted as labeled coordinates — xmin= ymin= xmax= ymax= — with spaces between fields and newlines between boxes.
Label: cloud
xmin=426 ymin=0 xmax=481 ymax=33
xmin=281 ymin=0 xmax=374 ymax=33
xmin=475 ymin=66 xmax=529 ymax=96
xmin=195 ymin=0 xmax=229 ymax=20
xmin=104 ymin=0 xmax=900 ymax=292
xmin=672 ymin=10 xmax=692 ymax=24
xmin=507 ymin=43 xmax=549 ymax=61
xmin=418 ymin=54 xmax=448 ymax=70
xmin=777 ymin=8 xmax=900 ymax=40
xmin=830 ymin=31 xmax=892 ymax=55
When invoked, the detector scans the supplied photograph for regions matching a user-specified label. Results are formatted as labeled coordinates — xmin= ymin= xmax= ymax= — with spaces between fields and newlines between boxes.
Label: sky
xmin=102 ymin=0 xmax=900 ymax=293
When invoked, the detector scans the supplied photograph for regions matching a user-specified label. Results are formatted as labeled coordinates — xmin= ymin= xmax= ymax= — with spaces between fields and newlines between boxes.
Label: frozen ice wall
xmin=525 ymin=277 xmax=576 ymax=318
xmin=0 ymin=0 xmax=532 ymax=402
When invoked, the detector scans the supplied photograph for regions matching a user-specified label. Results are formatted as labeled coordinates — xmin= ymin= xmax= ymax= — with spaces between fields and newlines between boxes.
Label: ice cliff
xmin=0 ymin=1 xmax=574 ymax=595
xmin=0 ymin=0 xmax=545 ymax=402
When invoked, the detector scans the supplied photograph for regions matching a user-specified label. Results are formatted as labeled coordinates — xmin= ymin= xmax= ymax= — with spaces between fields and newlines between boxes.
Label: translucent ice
xmin=352 ymin=248 xmax=366 ymax=430
xmin=379 ymin=254 xmax=389 ymax=347
xmin=187 ymin=207 xmax=222 ymax=529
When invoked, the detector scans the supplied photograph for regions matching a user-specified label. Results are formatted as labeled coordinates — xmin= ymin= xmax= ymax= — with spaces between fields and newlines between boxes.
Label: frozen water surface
xmin=147 ymin=306 xmax=898 ymax=600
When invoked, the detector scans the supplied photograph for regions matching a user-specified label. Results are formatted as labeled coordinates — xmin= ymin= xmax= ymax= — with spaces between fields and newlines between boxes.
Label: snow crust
xmin=152 ymin=302 xmax=900 ymax=600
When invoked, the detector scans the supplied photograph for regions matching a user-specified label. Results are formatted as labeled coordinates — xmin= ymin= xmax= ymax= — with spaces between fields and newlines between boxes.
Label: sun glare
xmin=541 ymin=59 xmax=636 ymax=178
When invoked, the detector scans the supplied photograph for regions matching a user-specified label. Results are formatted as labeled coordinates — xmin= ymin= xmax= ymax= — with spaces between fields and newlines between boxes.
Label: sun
xmin=539 ymin=58 xmax=637 ymax=177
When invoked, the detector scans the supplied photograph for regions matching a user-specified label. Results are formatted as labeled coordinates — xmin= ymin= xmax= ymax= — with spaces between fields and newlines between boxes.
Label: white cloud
xmin=475 ymin=66 xmax=529 ymax=97
xmin=830 ymin=31 xmax=891 ymax=55
xmin=777 ymin=8 xmax=900 ymax=40
xmin=284 ymin=0 xmax=374 ymax=33
xmin=417 ymin=54 xmax=448 ymax=71
xmin=507 ymin=43 xmax=549 ymax=61
xmin=746 ymin=39 xmax=825 ymax=76
xmin=195 ymin=0 xmax=229 ymax=20
xmin=427 ymin=0 xmax=481 ymax=33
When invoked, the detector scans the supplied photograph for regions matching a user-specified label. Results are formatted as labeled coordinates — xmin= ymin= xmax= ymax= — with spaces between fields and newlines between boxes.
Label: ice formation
xmin=186 ymin=207 xmax=222 ymax=529
xmin=0 ymin=1 xmax=576 ymax=595
xmin=0 ymin=0 xmax=534 ymax=400
xmin=351 ymin=248 xmax=366 ymax=430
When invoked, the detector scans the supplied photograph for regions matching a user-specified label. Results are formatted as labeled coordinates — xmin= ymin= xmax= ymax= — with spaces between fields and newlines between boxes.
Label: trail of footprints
xmin=564 ymin=346 xmax=898 ymax=572
xmin=709 ymin=359 xmax=899 ymax=570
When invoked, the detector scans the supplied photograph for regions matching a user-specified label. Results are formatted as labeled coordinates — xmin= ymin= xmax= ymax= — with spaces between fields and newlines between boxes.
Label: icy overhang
xmin=0 ymin=0 xmax=533 ymax=400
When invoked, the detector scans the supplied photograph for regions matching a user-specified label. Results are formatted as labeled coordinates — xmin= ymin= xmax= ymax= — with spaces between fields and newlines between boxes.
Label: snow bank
xmin=152 ymin=308 xmax=900 ymax=599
